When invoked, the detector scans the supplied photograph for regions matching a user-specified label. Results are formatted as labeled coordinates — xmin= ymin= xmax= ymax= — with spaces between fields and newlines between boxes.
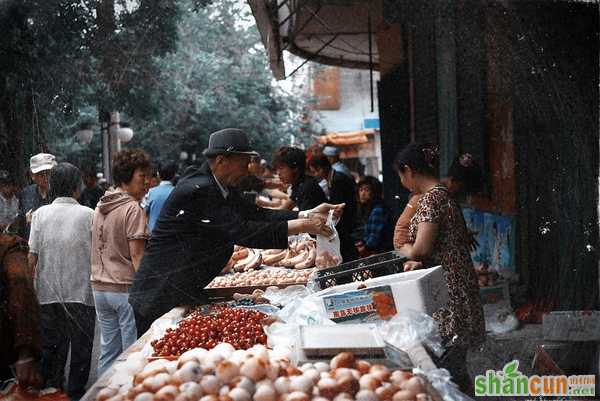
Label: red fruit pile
xmin=151 ymin=307 xmax=268 ymax=356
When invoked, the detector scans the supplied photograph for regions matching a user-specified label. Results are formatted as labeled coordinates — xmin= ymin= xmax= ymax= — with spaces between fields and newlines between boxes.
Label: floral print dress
xmin=408 ymin=186 xmax=485 ymax=347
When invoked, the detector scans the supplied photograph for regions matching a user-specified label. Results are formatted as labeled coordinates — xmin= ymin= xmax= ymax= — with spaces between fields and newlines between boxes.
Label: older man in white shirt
xmin=28 ymin=162 xmax=95 ymax=400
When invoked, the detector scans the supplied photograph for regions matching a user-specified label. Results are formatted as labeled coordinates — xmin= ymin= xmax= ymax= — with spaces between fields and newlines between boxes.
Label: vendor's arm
xmin=393 ymin=194 xmax=420 ymax=249
xmin=224 ymin=193 xmax=341 ymax=249
xmin=256 ymin=196 xmax=282 ymax=209
xmin=266 ymin=188 xmax=290 ymax=199
xmin=236 ymin=190 xmax=299 ymax=222
xmin=277 ymin=198 xmax=295 ymax=210
xmin=399 ymin=191 xmax=443 ymax=261
xmin=400 ymin=222 xmax=438 ymax=260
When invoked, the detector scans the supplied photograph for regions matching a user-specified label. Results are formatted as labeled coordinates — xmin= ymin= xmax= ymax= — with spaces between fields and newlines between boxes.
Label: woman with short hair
xmin=272 ymin=147 xmax=326 ymax=211
xmin=91 ymin=149 xmax=151 ymax=376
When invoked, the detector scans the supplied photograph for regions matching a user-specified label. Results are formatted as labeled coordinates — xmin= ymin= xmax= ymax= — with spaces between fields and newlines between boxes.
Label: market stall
xmin=80 ymin=244 xmax=472 ymax=401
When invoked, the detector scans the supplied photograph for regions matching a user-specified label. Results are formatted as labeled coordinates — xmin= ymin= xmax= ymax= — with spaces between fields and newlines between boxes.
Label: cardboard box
xmin=313 ymin=266 xmax=448 ymax=323
xmin=543 ymin=311 xmax=600 ymax=342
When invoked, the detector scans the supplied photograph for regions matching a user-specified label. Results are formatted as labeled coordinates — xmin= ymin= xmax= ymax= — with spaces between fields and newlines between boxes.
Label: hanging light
xmin=117 ymin=122 xmax=134 ymax=142
xmin=75 ymin=123 xmax=94 ymax=144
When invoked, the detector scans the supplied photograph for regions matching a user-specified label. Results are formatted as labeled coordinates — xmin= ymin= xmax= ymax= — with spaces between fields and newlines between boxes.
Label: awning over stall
xmin=248 ymin=0 xmax=382 ymax=80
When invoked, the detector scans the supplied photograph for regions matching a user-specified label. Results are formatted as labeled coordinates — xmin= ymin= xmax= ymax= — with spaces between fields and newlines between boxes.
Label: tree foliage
xmin=128 ymin=0 xmax=308 ymax=164
xmin=0 ymin=0 xmax=308 ymax=181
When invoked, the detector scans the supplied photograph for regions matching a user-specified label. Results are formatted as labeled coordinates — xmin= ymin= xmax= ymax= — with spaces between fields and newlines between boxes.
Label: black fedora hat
xmin=203 ymin=128 xmax=260 ymax=158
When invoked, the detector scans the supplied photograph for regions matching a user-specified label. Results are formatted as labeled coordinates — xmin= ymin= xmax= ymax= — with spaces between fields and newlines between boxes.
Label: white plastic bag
xmin=378 ymin=309 xmax=445 ymax=358
xmin=276 ymin=294 xmax=333 ymax=326
xmin=315 ymin=210 xmax=342 ymax=269
xmin=413 ymin=368 xmax=476 ymax=401
xmin=264 ymin=285 xmax=310 ymax=307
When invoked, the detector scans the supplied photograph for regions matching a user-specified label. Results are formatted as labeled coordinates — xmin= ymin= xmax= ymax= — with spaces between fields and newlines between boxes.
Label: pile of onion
xmin=96 ymin=350 xmax=433 ymax=401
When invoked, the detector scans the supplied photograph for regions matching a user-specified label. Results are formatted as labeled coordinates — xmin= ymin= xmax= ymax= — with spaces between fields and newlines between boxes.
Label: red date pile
xmin=151 ymin=308 xmax=268 ymax=356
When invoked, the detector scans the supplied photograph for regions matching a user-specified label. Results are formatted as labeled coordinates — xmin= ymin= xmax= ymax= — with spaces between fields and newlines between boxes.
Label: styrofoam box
xmin=312 ymin=266 xmax=449 ymax=323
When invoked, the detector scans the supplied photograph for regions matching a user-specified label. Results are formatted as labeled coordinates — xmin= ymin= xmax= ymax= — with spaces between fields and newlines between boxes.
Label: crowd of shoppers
xmin=0 ymin=135 xmax=485 ymax=397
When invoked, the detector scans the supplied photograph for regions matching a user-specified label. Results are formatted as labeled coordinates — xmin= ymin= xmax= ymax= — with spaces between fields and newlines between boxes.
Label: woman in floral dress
xmin=395 ymin=143 xmax=485 ymax=393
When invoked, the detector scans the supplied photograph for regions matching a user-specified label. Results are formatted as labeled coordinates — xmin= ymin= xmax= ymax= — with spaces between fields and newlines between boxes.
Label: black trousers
xmin=133 ymin=308 xmax=154 ymax=339
xmin=432 ymin=344 xmax=473 ymax=396
xmin=40 ymin=303 xmax=95 ymax=400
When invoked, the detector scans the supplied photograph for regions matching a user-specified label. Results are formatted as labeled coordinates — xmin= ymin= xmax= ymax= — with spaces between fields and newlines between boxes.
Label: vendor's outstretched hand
xmin=304 ymin=214 xmax=334 ymax=237
xmin=310 ymin=203 xmax=345 ymax=220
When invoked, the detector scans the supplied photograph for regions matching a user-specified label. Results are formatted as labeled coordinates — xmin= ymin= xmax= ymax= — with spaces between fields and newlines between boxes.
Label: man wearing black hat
xmin=129 ymin=128 xmax=343 ymax=334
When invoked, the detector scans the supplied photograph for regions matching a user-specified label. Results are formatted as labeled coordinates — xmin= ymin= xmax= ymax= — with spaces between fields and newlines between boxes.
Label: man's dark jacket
xmin=18 ymin=184 xmax=50 ymax=239
xmin=129 ymin=162 xmax=297 ymax=325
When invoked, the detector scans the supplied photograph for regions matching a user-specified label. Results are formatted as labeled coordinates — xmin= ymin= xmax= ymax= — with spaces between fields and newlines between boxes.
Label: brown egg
xmin=289 ymin=375 xmax=314 ymax=394
xmin=172 ymin=362 xmax=203 ymax=385
xmin=355 ymin=390 xmax=378 ymax=401
xmin=216 ymin=360 xmax=241 ymax=384
xmin=317 ymin=377 xmax=339 ymax=399
xmin=135 ymin=367 xmax=168 ymax=385
xmin=336 ymin=376 xmax=359 ymax=396
xmin=254 ymin=384 xmax=277 ymax=401
xmin=274 ymin=377 xmax=290 ymax=394
xmin=370 ymin=369 xmax=390 ymax=383
xmin=358 ymin=374 xmax=381 ymax=391
xmin=330 ymin=353 xmax=356 ymax=370
xmin=400 ymin=378 xmax=425 ymax=395
xmin=286 ymin=366 xmax=303 ymax=377
xmin=392 ymin=390 xmax=417 ymax=401
xmin=240 ymin=357 xmax=268 ymax=382
xmin=228 ymin=387 xmax=251 ymax=401
xmin=375 ymin=384 xmax=396 ymax=401
xmin=390 ymin=371 xmax=412 ymax=387
xmin=143 ymin=373 xmax=171 ymax=393
xmin=200 ymin=375 xmax=221 ymax=395
xmin=179 ymin=382 xmax=204 ymax=400
xmin=156 ymin=385 xmax=181 ymax=401
xmin=355 ymin=361 xmax=371 ymax=375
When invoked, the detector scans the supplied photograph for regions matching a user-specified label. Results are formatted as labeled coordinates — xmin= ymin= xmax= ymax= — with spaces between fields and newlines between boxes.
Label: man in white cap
xmin=323 ymin=146 xmax=353 ymax=178
xmin=18 ymin=153 xmax=57 ymax=239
